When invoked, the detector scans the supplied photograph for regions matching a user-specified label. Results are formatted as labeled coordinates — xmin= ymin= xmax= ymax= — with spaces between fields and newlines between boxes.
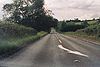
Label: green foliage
xmin=57 ymin=21 xmax=87 ymax=32
xmin=87 ymin=20 xmax=97 ymax=25
xmin=79 ymin=24 xmax=100 ymax=37
xmin=60 ymin=19 xmax=100 ymax=40
xmin=0 ymin=32 xmax=47 ymax=56
xmin=3 ymin=0 xmax=58 ymax=32
xmin=0 ymin=22 xmax=47 ymax=57
xmin=64 ymin=32 xmax=100 ymax=43
xmin=0 ymin=21 xmax=36 ymax=38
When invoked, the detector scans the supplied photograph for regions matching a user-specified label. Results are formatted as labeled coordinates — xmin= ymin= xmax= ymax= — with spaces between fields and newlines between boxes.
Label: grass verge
xmin=0 ymin=31 xmax=47 ymax=58
xmin=64 ymin=32 xmax=100 ymax=43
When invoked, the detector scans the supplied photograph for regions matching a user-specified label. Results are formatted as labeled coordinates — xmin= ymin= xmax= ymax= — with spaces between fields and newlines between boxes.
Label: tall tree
xmin=3 ymin=0 xmax=58 ymax=32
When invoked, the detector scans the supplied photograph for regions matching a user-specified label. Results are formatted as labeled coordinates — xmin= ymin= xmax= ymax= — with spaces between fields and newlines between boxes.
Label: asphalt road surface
xmin=0 ymin=33 xmax=100 ymax=67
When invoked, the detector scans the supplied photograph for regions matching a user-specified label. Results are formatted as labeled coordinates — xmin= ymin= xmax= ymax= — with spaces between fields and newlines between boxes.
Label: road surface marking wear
xmin=58 ymin=45 xmax=89 ymax=58
xmin=55 ymin=36 xmax=59 ymax=40
xmin=55 ymin=35 xmax=62 ymax=44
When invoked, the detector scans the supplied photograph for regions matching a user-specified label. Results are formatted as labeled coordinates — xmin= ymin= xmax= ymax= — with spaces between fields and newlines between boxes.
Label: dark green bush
xmin=77 ymin=24 xmax=100 ymax=37
xmin=57 ymin=22 xmax=87 ymax=32
xmin=0 ymin=22 xmax=37 ymax=39
xmin=0 ymin=21 xmax=47 ymax=57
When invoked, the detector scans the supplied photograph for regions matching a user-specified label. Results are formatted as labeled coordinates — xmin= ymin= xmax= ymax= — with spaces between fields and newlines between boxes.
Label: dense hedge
xmin=61 ymin=24 xmax=85 ymax=32
xmin=80 ymin=24 xmax=100 ymax=37
xmin=0 ymin=22 xmax=47 ymax=58
xmin=57 ymin=22 xmax=87 ymax=32
xmin=0 ymin=31 xmax=47 ymax=58
xmin=0 ymin=22 xmax=36 ymax=38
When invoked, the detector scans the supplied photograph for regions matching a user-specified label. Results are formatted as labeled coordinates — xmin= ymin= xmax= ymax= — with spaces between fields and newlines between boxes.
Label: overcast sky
xmin=0 ymin=0 xmax=100 ymax=20
xmin=0 ymin=0 xmax=12 ymax=19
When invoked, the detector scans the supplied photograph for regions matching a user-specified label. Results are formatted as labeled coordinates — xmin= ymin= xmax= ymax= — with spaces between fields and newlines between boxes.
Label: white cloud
xmin=45 ymin=0 xmax=100 ymax=20
xmin=0 ymin=0 xmax=100 ymax=20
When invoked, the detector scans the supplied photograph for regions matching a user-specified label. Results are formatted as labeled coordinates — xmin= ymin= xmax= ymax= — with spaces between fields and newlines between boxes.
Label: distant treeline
xmin=57 ymin=18 xmax=100 ymax=37
xmin=57 ymin=20 xmax=89 ymax=32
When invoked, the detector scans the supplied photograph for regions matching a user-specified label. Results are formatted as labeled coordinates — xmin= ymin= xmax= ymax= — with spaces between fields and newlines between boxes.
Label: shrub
xmin=57 ymin=22 xmax=87 ymax=32
xmin=77 ymin=24 xmax=100 ymax=37
xmin=0 ymin=22 xmax=37 ymax=39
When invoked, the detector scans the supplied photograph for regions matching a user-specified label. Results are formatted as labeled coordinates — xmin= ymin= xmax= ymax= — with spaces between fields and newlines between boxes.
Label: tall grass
xmin=64 ymin=32 xmax=100 ymax=43
xmin=0 ymin=22 xmax=47 ymax=58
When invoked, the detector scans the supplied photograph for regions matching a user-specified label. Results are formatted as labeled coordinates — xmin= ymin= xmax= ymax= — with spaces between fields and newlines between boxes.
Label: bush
xmin=57 ymin=22 xmax=86 ymax=32
xmin=0 ymin=21 xmax=47 ymax=58
xmin=0 ymin=31 xmax=47 ymax=57
xmin=0 ymin=23 xmax=47 ymax=57
xmin=77 ymin=24 xmax=100 ymax=37
xmin=0 ymin=22 xmax=36 ymax=39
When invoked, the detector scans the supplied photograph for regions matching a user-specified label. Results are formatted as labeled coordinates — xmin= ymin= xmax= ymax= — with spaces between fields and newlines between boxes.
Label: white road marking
xmin=59 ymin=40 xmax=62 ymax=43
xmin=55 ymin=35 xmax=62 ymax=44
xmin=58 ymin=45 xmax=89 ymax=58
xmin=74 ymin=60 xmax=81 ymax=63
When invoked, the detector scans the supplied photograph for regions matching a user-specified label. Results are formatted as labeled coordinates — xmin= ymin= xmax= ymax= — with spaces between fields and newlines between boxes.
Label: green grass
xmin=87 ymin=20 xmax=97 ymax=25
xmin=0 ymin=31 xmax=47 ymax=57
xmin=64 ymin=32 xmax=100 ymax=43
xmin=0 ymin=22 xmax=47 ymax=58
xmin=0 ymin=22 xmax=37 ymax=38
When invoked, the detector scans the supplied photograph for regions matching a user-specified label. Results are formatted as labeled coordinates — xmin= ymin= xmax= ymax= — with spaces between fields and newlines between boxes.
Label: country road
xmin=0 ymin=33 xmax=100 ymax=67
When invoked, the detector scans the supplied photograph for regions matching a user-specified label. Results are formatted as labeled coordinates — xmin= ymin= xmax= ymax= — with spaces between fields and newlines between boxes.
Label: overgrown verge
xmin=60 ymin=20 xmax=100 ymax=43
xmin=64 ymin=32 xmax=100 ymax=43
xmin=77 ymin=24 xmax=100 ymax=37
xmin=0 ymin=32 xmax=47 ymax=58
xmin=0 ymin=22 xmax=47 ymax=58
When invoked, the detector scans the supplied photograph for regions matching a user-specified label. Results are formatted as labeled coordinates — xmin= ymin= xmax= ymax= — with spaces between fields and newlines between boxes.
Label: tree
xmin=97 ymin=18 xmax=100 ymax=24
xmin=82 ymin=20 xmax=89 ymax=27
xmin=3 ymin=0 xmax=57 ymax=32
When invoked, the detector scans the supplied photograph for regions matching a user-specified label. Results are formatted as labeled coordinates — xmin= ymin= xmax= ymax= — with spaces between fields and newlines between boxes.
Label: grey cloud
xmin=68 ymin=0 xmax=95 ymax=10
xmin=0 ymin=0 xmax=100 ymax=20
xmin=45 ymin=0 xmax=100 ymax=20
xmin=47 ymin=0 xmax=97 ymax=11
xmin=91 ymin=14 xmax=100 ymax=18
